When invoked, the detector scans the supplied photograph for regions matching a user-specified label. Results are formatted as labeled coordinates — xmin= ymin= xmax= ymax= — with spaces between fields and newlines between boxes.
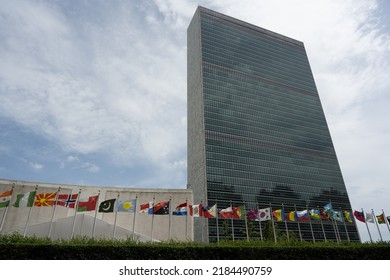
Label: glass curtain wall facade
xmin=187 ymin=6 xmax=359 ymax=242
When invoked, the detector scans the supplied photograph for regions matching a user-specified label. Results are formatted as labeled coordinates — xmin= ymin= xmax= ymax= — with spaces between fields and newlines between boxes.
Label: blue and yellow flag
xmin=118 ymin=199 xmax=136 ymax=212
xmin=272 ymin=209 xmax=285 ymax=221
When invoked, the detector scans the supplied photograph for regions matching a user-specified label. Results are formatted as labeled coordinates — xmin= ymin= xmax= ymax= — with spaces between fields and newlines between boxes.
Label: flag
xmin=139 ymin=202 xmax=154 ymax=214
xmin=376 ymin=214 xmax=385 ymax=224
xmin=273 ymin=209 xmax=285 ymax=222
xmin=323 ymin=203 xmax=333 ymax=218
xmin=153 ymin=200 xmax=170 ymax=215
xmin=310 ymin=209 xmax=321 ymax=220
xmin=203 ymin=204 xmax=217 ymax=218
xmin=233 ymin=206 xmax=245 ymax=219
xmin=13 ymin=191 xmax=36 ymax=207
xmin=118 ymin=199 xmax=136 ymax=212
xmin=258 ymin=208 xmax=271 ymax=221
xmin=34 ymin=193 xmax=56 ymax=207
xmin=56 ymin=193 xmax=78 ymax=208
xmin=98 ymin=198 xmax=116 ymax=213
xmin=354 ymin=210 xmax=365 ymax=223
xmin=286 ymin=211 xmax=296 ymax=222
xmin=247 ymin=209 xmax=259 ymax=221
xmin=365 ymin=212 xmax=375 ymax=223
xmin=219 ymin=206 xmax=233 ymax=219
xmin=0 ymin=190 xmax=12 ymax=208
xmin=172 ymin=202 xmax=187 ymax=216
xmin=343 ymin=211 xmax=353 ymax=223
xmin=324 ymin=203 xmax=333 ymax=212
xmin=189 ymin=204 xmax=203 ymax=217
xmin=332 ymin=210 xmax=343 ymax=222
xmin=296 ymin=209 xmax=309 ymax=221
xmin=77 ymin=195 xmax=98 ymax=212
xmin=321 ymin=209 xmax=329 ymax=220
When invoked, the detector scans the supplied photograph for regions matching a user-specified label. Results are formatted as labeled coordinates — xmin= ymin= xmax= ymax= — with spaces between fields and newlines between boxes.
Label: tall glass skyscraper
xmin=188 ymin=6 xmax=359 ymax=242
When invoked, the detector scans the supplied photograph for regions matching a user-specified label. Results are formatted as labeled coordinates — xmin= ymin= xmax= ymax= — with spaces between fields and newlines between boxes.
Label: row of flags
xmin=2 ymin=189 xmax=389 ymax=224
xmin=353 ymin=210 xmax=388 ymax=225
xmin=2 ymin=189 xmax=390 ymax=242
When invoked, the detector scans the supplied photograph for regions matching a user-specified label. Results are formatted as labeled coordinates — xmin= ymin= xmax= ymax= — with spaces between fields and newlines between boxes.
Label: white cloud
xmin=30 ymin=162 xmax=44 ymax=170
xmin=81 ymin=162 xmax=100 ymax=173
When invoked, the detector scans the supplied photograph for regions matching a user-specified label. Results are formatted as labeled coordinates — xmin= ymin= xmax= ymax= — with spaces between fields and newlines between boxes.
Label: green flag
xmin=13 ymin=191 xmax=36 ymax=207
xmin=98 ymin=198 xmax=116 ymax=213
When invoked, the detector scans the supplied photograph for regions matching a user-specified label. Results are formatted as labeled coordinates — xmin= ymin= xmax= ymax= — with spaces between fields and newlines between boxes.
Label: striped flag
xmin=0 ymin=190 xmax=12 ymax=208
xmin=13 ymin=191 xmax=36 ymax=207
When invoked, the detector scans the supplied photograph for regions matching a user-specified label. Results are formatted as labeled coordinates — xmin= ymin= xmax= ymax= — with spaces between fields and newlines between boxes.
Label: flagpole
xmin=112 ymin=192 xmax=120 ymax=238
xmin=215 ymin=199 xmax=219 ymax=243
xmin=257 ymin=202 xmax=263 ymax=241
xmin=383 ymin=209 xmax=390 ymax=234
xmin=230 ymin=201 xmax=234 ymax=241
xmin=71 ymin=189 xmax=82 ymax=239
xmin=307 ymin=205 xmax=315 ymax=242
xmin=150 ymin=195 xmax=155 ymax=242
xmin=282 ymin=203 xmax=289 ymax=241
xmin=341 ymin=208 xmax=350 ymax=242
xmin=270 ymin=202 xmax=277 ymax=243
xmin=24 ymin=185 xmax=38 ymax=237
xmin=243 ymin=202 xmax=249 ymax=241
xmin=200 ymin=200 xmax=204 ymax=243
xmin=168 ymin=196 xmax=172 ymax=241
xmin=294 ymin=205 xmax=302 ymax=241
xmin=327 ymin=202 xmax=339 ymax=243
xmin=372 ymin=209 xmax=383 ymax=242
xmin=48 ymin=187 xmax=61 ymax=238
xmin=91 ymin=190 xmax=101 ymax=238
xmin=0 ymin=184 xmax=15 ymax=233
xmin=333 ymin=217 xmax=341 ymax=243
xmin=318 ymin=206 xmax=327 ymax=241
xmin=362 ymin=208 xmax=373 ymax=243
xmin=132 ymin=194 xmax=138 ymax=241
xmin=185 ymin=198 xmax=188 ymax=241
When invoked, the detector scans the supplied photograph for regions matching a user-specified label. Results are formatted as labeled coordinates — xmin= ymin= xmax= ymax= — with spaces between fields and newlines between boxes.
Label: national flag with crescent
xmin=258 ymin=208 xmax=271 ymax=221
xmin=0 ymin=190 xmax=12 ymax=208
xmin=34 ymin=193 xmax=56 ymax=207
xmin=99 ymin=198 xmax=116 ymax=213
xmin=118 ymin=199 xmax=136 ymax=212
xmin=56 ymin=193 xmax=78 ymax=208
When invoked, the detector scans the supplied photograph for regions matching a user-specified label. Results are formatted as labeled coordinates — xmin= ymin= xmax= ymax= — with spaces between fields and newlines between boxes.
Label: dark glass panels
xmin=188 ymin=7 xmax=359 ymax=242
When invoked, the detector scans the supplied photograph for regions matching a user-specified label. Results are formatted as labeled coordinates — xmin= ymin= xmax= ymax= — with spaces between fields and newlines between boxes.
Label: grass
xmin=1 ymin=232 xmax=389 ymax=247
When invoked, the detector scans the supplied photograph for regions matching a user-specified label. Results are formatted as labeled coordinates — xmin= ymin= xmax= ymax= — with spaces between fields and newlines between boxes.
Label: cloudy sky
xmin=1 ymin=0 xmax=389 ymax=242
